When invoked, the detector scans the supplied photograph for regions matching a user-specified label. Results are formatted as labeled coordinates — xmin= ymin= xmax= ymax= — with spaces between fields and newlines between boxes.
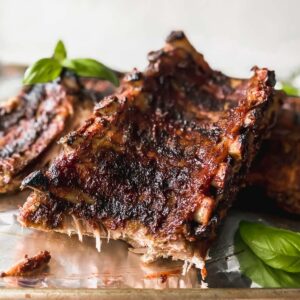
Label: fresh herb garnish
xmin=53 ymin=40 xmax=67 ymax=62
xmin=235 ymin=231 xmax=300 ymax=288
xmin=235 ymin=221 xmax=300 ymax=287
xmin=62 ymin=58 xmax=119 ymax=86
xmin=23 ymin=58 xmax=62 ymax=85
xmin=239 ymin=221 xmax=300 ymax=273
xmin=23 ymin=40 xmax=119 ymax=86
xmin=281 ymin=82 xmax=299 ymax=96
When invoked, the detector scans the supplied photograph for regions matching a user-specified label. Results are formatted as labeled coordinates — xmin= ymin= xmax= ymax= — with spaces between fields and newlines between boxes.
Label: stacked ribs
xmin=17 ymin=32 xmax=281 ymax=270
xmin=1 ymin=31 xmax=298 ymax=273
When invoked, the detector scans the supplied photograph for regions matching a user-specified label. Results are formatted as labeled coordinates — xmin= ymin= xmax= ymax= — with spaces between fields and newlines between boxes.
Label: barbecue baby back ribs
xmin=247 ymin=96 xmax=300 ymax=214
xmin=19 ymin=31 xmax=280 ymax=270
xmin=0 ymin=75 xmax=115 ymax=194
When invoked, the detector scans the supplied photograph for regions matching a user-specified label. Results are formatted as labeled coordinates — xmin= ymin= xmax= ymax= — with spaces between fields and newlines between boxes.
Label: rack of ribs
xmin=18 ymin=31 xmax=281 ymax=272
xmin=0 ymin=74 xmax=115 ymax=194
xmin=247 ymin=96 xmax=300 ymax=214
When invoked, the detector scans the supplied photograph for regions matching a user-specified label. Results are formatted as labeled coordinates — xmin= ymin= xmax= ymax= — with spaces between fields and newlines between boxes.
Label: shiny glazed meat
xmin=19 ymin=31 xmax=280 ymax=269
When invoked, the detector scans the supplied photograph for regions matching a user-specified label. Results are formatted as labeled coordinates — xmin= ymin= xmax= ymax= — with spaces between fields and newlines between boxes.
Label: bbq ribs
xmin=0 ymin=75 xmax=115 ymax=194
xmin=247 ymin=96 xmax=300 ymax=214
xmin=19 ymin=31 xmax=280 ymax=270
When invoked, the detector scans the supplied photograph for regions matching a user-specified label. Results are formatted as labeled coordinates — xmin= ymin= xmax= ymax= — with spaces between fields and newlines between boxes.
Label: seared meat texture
xmin=19 ymin=31 xmax=280 ymax=270
xmin=247 ymin=96 xmax=300 ymax=214
xmin=1 ymin=251 xmax=51 ymax=277
xmin=0 ymin=75 xmax=115 ymax=194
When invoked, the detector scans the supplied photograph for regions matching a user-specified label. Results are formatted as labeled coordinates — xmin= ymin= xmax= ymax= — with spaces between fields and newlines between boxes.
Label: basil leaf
xmin=281 ymin=82 xmax=299 ymax=96
xmin=62 ymin=58 xmax=119 ymax=86
xmin=235 ymin=232 xmax=300 ymax=288
xmin=53 ymin=40 xmax=67 ymax=62
xmin=23 ymin=58 xmax=62 ymax=85
xmin=239 ymin=221 xmax=300 ymax=273
xmin=23 ymin=41 xmax=119 ymax=86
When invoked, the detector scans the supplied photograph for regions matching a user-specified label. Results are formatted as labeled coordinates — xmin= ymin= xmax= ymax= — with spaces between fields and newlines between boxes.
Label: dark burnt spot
xmin=47 ymin=154 xmax=79 ymax=187
xmin=266 ymin=70 xmax=276 ymax=87
xmin=22 ymin=170 xmax=48 ymax=190
xmin=27 ymin=195 xmax=71 ymax=229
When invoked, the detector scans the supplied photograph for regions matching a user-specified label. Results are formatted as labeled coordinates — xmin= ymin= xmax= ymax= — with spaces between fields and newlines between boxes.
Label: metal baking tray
xmin=0 ymin=66 xmax=299 ymax=299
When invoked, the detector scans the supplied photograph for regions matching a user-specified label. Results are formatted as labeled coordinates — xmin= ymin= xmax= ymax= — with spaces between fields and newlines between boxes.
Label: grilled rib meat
xmin=19 ymin=31 xmax=280 ymax=270
xmin=0 ymin=76 xmax=115 ymax=194
xmin=0 ymin=251 xmax=51 ymax=277
xmin=247 ymin=96 xmax=300 ymax=214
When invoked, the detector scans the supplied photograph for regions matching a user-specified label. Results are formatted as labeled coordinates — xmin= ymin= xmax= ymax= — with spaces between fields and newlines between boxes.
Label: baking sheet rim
xmin=0 ymin=288 xmax=300 ymax=299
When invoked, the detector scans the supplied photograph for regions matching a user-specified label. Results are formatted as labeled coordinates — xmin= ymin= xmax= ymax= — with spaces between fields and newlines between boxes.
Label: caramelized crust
xmin=0 ymin=251 xmax=51 ymax=277
xmin=0 ymin=76 xmax=115 ymax=194
xmin=247 ymin=96 xmax=300 ymax=214
xmin=19 ymin=31 xmax=280 ymax=267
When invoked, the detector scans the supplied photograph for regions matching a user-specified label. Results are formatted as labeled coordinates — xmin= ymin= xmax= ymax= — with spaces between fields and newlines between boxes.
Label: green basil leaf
xmin=281 ymin=82 xmax=299 ymax=96
xmin=235 ymin=232 xmax=300 ymax=288
xmin=53 ymin=40 xmax=67 ymax=62
xmin=239 ymin=221 xmax=300 ymax=273
xmin=62 ymin=58 xmax=119 ymax=86
xmin=23 ymin=58 xmax=62 ymax=85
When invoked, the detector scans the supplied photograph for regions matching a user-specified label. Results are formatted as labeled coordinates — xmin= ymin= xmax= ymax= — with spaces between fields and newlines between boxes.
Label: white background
xmin=0 ymin=0 xmax=299 ymax=79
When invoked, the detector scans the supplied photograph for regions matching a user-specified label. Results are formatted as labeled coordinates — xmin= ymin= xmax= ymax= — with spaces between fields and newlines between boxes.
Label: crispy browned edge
xmin=0 ymin=250 xmax=51 ymax=277
xmin=18 ymin=31 xmax=281 ymax=270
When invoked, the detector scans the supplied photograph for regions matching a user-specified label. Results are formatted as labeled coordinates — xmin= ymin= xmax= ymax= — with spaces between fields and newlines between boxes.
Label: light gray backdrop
xmin=0 ymin=0 xmax=299 ymax=79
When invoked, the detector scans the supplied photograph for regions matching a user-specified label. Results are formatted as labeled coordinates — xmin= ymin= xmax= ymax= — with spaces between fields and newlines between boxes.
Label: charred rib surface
xmin=19 ymin=31 xmax=280 ymax=268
